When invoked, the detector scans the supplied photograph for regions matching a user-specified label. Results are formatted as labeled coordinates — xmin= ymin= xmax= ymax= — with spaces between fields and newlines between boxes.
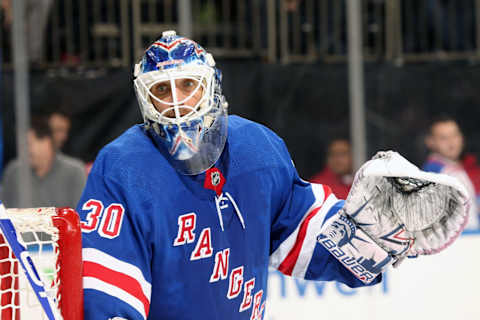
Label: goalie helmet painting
xmin=76 ymin=31 xmax=470 ymax=320
xmin=133 ymin=30 xmax=228 ymax=175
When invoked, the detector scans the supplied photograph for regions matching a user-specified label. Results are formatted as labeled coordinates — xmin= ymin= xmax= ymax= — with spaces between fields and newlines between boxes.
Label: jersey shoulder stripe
xmin=270 ymin=184 xmax=339 ymax=277
xmin=84 ymin=277 xmax=148 ymax=319
xmin=83 ymin=248 xmax=152 ymax=319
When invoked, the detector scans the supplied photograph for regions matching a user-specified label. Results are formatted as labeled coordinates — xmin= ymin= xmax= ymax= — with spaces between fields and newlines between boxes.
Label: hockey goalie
xmin=74 ymin=30 xmax=469 ymax=320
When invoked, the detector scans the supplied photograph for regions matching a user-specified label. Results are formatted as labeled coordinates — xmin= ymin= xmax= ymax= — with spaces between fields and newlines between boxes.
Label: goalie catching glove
xmin=317 ymin=151 xmax=470 ymax=284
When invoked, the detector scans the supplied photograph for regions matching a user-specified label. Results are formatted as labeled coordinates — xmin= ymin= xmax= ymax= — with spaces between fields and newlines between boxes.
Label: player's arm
xmin=78 ymin=167 xmax=152 ymax=320
xmin=269 ymin=181 xmax=375 ymax=287
xmin=267 ymin=136 xmax=379 ymax=288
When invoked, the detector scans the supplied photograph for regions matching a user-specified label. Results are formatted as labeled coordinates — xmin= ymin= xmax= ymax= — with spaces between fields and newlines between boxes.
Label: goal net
xmin=0 ymin=207 xmax=83 ymax=320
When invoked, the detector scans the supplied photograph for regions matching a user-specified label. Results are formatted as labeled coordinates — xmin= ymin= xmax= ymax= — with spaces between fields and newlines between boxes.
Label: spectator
xmin=309 ymin=138 xmax=353 ymax=199
xmin=422 ymin=115 xmax=479 ymax=230
xmin=46 ymin=107 xmax=93 ymax=176
xmin=0 ymin=116 xmax=86 ymax=208
xmin=48 ymin=109 xmax=71 ymax=151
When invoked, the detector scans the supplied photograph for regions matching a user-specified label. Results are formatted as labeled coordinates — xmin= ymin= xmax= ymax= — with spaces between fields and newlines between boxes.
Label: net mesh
xmin=0 ymin=208 xmax=62 ymax=320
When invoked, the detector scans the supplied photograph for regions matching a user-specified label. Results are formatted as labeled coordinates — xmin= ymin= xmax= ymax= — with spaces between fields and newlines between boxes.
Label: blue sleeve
xmin=267 ymin=135 xmax=380 ymax=288
xmin=77 ymin=158 xmax=153 ymax=320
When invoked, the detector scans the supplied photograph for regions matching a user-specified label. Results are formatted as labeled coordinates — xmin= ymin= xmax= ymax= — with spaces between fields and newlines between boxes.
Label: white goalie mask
xmin=133 ymin=30 xmax=228 ymax=175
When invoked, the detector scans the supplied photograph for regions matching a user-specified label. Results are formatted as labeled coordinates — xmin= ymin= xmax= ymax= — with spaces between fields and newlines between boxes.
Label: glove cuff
xmin=318 ymin=212 xmax=395 ymax=284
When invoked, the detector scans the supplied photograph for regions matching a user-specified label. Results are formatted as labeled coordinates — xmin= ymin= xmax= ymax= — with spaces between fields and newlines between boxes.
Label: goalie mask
xmin=133 ymin=30 xmax=228 ymax=175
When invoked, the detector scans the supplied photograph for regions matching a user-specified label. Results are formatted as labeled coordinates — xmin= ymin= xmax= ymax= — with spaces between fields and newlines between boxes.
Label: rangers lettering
xmin=171 ymin=214 xmax=267 ymax=316
xmin=190 ymin=228 xmax=213 ymax=260
xmin=239 ymin=278 xmax=255 ymax=312
xmin=210 ymin=248 xmax=230 ymax=283
xmin=173 ymin=213 xmax=197 ymax=246
xmin=250 ymin=290 xmax=264 ymax=320
xmin=227 ymin=266 xmax=244 ymax=299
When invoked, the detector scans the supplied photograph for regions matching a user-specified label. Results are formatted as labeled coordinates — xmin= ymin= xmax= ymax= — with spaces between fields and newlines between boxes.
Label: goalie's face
xmin=149 ymin=78 xmax=204 ymax=118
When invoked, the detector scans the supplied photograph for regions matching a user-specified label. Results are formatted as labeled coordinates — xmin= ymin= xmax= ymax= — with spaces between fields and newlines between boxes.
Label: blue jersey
xmin=78 ymin=116 xmax=377 ymax=320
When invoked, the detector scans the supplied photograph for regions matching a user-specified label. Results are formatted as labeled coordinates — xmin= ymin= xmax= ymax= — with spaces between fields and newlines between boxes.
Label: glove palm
xmin=344 ymin=151 xmax=469 ymax=258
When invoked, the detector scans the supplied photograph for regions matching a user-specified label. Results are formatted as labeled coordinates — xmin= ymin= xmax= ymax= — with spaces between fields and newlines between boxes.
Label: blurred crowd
xmin=0 ymin=107 xmax=87 ymax=209
xmin=308 ymin=116 xmax=480 ymax=231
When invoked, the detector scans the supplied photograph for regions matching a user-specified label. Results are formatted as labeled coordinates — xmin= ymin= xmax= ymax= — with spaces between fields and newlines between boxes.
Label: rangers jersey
xmin=78 ymin=115 xmax=379 ymax=320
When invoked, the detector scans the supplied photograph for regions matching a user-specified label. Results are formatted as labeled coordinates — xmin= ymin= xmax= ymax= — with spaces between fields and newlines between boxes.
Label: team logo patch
xmin=211 ymin=171 xmax=221 ymax=186
xmin=204 ymin=167 xmax=226 ymax=196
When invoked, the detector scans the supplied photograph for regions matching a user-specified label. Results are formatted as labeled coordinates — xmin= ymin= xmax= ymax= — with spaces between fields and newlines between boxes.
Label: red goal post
xmin=0 ymin=207 xmax=83 ymax=320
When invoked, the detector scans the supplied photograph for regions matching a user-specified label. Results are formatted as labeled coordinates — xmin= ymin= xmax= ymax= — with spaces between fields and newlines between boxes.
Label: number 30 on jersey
xmin=80 ymin=199 xmax=125 ymax=239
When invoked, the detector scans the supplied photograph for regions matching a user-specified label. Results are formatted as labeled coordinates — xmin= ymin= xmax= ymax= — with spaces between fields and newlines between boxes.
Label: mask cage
xmin=134 ymin=64 xmax=215 ymax=126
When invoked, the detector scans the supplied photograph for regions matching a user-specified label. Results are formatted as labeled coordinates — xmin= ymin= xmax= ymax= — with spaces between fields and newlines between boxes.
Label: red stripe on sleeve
xmin=83 ymin=261 xmax=150 ymax=317
xmin=322 ymin=185 xmax=333 ymax=200
xmin=277 ymin=206 xmax=322 ymax=276
xmin=277 ymin=185 xmax=333 ymax=276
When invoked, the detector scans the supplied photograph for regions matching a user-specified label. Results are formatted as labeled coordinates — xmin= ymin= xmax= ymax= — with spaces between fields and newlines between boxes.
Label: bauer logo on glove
xmin=318 ymin=151 xmax=470 ymax=284
xmin=318 ymin=213 xmax=394 ymax=284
